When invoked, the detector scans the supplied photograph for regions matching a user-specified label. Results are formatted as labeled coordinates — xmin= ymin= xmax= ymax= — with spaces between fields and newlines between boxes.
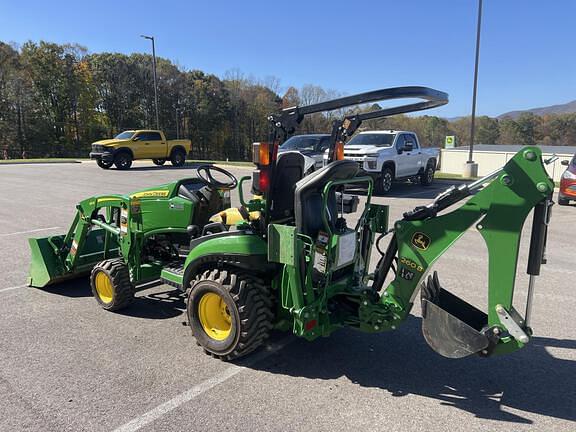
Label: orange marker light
xmin=259 ymin=142 xmax=270 ymax=166
xmin=335 ymin=141 xmax=344 ymax=160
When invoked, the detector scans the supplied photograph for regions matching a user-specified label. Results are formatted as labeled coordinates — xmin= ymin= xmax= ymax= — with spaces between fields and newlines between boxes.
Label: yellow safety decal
xmin=130 ymin=190 xmax=169 ymax=199
xmin=96 ymin=197 xmax=120 ymax=203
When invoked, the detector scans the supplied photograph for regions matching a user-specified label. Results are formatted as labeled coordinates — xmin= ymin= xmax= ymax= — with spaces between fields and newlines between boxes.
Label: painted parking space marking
xmin=112 ymin=337 xmax=294 ymax=432
xmin=0 ymin=226 xmax=61 ymax=237
xmin=0 ymin=284 xmax=28 ymax=293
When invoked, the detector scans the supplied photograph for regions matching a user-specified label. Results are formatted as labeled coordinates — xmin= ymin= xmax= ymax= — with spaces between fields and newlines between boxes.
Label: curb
xmin=0 ymin=160 xmax=82 ymax=165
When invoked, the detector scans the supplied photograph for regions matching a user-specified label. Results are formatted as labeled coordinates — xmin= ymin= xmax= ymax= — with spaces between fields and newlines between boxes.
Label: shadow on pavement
xmin=38 ymin=279 xmax=186 ymax=319
xmin=40 ymin=278 xmax=92 ymax=298
xmin=253 ymin=316 xmax=576 ymax=424
xmin=118 ymin=288 xmax=186 ymax=319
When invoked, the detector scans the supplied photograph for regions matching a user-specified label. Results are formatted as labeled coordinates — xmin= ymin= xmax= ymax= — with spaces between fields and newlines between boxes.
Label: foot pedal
xmin=421 ymin=272 xmax=492 ymax=358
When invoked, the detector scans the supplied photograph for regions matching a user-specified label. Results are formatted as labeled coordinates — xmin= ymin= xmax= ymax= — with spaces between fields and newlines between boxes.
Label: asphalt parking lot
xmin=0 ymin=161 xmax=574 ymax=432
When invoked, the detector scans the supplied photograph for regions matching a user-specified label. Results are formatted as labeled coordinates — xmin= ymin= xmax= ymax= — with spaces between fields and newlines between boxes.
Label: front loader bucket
xmin=28 ymin=235 xmax=69 ymax=288
xmin=421 ymin=272 xmax=491 ymax=358
xmin=28 ymin=229 xmax=115 ymax=288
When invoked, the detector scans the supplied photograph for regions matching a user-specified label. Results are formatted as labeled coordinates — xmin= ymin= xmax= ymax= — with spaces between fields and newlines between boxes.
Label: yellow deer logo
xmin=411 ymin=232 xmax=431 ymax=250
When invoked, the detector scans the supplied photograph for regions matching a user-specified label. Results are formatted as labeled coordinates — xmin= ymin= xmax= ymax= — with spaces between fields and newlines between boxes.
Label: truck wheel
xmin=114 ymin=152 xmax=133 ymax=170
xmin=558 ymin=197 xmax=569 ymax=206
xmin=152 ymin=158 xmax=166 ymax=166
xmin=376 ymin=167 xmax=394 ymax=195
xmin=420 ymin=164 xmax=435 ymax=186
xmin=170 ymin=149 xmax=186 ymax=167
xmin=90 ymin=258 xmax=135 ymax=311
xmin=97 ymin=159 xmax=113 ymax=169
xmin=187 ymin=268 xmax=273 ymax=360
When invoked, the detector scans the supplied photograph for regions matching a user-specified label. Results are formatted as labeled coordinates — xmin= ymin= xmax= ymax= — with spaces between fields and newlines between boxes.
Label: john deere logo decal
xmin=411 ymin=232 xmax=431 ymax=250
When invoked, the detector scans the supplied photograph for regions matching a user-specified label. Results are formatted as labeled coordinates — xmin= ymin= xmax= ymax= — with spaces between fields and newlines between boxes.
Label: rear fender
xmin=182 ymin=232 xmax=269 ymax=289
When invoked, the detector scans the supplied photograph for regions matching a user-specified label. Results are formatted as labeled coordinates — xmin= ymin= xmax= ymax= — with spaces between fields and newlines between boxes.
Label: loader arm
xmin=28 ymin=195 xmax=129 ymax=287
xmin=367 ymin=147 xmax=555 ymax=357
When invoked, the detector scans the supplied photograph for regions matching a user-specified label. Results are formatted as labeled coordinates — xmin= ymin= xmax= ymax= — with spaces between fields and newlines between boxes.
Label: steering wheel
xmin=196 ymin=164 xmax=238 ymax=190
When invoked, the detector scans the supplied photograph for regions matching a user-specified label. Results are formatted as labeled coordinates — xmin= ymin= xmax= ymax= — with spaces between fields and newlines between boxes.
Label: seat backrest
xmin=294 ymin=160 xmax=359 ymax=238
xmin=268 ymin=152 xmax=305 ymax=221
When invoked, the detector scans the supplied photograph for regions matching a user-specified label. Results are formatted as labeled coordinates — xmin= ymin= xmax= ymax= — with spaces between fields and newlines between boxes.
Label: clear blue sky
xmin=1 ymin=0 xmax=574 ymax=117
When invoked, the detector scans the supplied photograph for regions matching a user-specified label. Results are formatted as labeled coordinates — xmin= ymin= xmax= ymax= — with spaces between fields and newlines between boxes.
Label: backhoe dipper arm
xmin=366 ymin=147 xmax=554 ymax=358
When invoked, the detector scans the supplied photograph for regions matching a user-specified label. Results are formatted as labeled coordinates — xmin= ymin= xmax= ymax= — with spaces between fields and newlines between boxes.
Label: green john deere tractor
xmin=28 ymin=87 xmax=555 ymax=361
xmin=28 ymin=164 xmax=240 ymax=310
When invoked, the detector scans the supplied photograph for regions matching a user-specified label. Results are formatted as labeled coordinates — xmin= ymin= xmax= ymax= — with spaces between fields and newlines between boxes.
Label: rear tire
xmin=376 ymin=167 xmax=394 ymax=195
xmin=170 ymin=149 xmax=186 ymax=167
xmin=114 ymin=152 xmax=133 ymax=170
xmin=420 ymin=163 xmax=435 ymax=186
xmin=90 ymin=258 xmax=134 ymax=311
xmin=187 ymin=268 xmax=273 ymax=360
xmin=152 ymin=158 xmax=166 ymax=166
xmin=97 ymin=159 xmax=113 ymax=169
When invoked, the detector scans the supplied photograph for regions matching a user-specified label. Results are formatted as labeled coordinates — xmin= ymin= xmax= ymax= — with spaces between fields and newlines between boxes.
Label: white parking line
xmin=112 ymin=337 xmax=294 ymax=432
xmin=0 ymin=284 xmax=28 ymax=293
xmin=0 ymin=226 xmax=61 ymax=237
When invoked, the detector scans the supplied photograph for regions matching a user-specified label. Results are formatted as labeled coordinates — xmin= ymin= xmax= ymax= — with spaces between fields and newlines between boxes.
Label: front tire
xmin=114 ymin=152 xmax=133 ymax=170
xmin=97 ymin=159 xmax=113 ymax=169
xmin=187 ymin=268 xmax=273 ymax=360
xmin=420 ymin=164 xmax=435 ymax=186
xmin=152 ymin=158 xmax=166 ymax=166
xmin=558 ymin=197 xmax=570 ymax=206
xmin=376 ymin=167 xmax=394 ymax=195
xmin=170 ymin=149 xmax=186 ymax=167
xmin=90 ymin=258 xmax=135 ymax=311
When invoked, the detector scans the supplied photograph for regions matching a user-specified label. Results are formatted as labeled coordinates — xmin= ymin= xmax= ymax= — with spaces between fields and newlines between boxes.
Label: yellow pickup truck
xmin=89 ymin=130 xmax=192 ymax=170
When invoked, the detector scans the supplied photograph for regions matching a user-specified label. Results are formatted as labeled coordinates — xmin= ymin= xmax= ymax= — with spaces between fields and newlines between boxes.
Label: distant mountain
xmin=499 ymin=100 xmax=576 ymax=119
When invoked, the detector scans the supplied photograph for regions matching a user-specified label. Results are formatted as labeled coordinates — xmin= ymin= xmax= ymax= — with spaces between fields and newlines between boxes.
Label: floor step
xmin=160 ymin=261 xmax=185 ymax=290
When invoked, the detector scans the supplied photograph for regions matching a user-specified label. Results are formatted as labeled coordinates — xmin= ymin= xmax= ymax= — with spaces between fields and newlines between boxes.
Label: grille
xmin=92 ymin=144 xmax=106 ymax=153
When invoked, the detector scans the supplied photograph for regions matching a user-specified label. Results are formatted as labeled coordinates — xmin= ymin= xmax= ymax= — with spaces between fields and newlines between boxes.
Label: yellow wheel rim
xmin=94 ymin=271 xmax=114 ymax=304
xmin=198 ymin=292 xmax=232 ymax=341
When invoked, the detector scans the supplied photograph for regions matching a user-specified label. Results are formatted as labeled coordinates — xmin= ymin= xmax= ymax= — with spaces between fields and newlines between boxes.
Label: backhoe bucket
xmin=421 ymin=272 xmax=490 ymax=358
xmin=28 ymin=229 xmax=113 ymax=288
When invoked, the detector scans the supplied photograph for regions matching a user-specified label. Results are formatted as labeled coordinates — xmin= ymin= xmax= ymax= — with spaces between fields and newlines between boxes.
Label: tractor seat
xmin=294 ymin=160 xmax=359 ymax=238
xmin=268 ymin=152 xmax=306 ymax=222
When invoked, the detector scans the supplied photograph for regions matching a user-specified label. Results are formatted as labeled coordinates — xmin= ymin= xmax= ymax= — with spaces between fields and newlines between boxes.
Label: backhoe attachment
xmin=373 ymin=147 xmax=555 ymax=358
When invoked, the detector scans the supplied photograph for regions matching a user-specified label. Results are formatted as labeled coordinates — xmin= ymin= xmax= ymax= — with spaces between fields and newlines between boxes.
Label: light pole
xmin=175 ymin=108 xmax=181 ymax=139
xmin=466 ymin=0 xmax=483 ymax=178
xmin=140 ymin=35 xmax=160 ymax=130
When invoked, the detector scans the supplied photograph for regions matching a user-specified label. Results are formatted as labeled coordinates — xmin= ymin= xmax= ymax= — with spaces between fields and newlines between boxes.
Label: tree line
xmin=1 ymin=40 xmax=576 ymax=160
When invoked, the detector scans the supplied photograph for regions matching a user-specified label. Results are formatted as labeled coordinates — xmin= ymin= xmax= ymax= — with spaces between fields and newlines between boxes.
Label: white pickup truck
xmin=337 ymin=130 xmax=439 ymax=194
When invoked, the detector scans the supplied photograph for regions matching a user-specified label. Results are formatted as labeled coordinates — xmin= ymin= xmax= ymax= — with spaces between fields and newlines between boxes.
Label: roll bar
xmin=268 ymin=86 xmax=448 ymax=138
